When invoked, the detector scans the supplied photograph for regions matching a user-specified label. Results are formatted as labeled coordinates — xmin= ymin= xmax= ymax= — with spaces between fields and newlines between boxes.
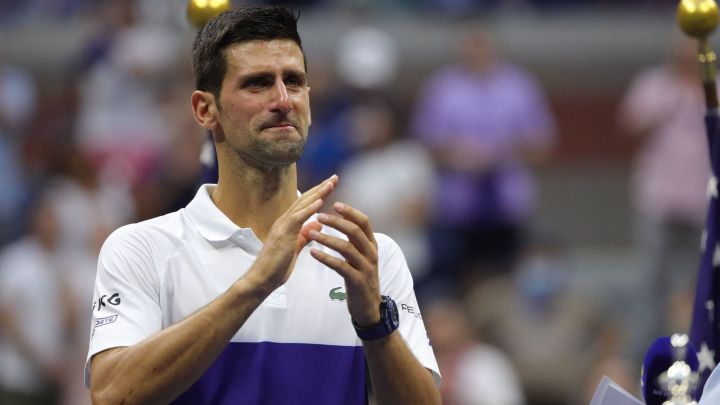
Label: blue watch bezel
xmin=353 ymin=295 xmax=399 ymax=341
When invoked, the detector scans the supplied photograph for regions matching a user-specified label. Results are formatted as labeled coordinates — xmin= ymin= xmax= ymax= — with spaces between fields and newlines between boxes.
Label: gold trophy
xmin=658 ymin=335 xmax=700 ymax=405
xmin=658 ymin=1 xmax=720 ymax=403
xmin=678 ymin=0 xmax=719 ymax=108
xmin=187 ymin=0 xmax=232 ymax=29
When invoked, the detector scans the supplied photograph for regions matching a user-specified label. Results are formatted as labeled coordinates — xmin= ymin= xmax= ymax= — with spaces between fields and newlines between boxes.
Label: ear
xmin=307 ymin=86 xmax=312 ymax=127
xmin=191 ymin=90 xmax=219 ymax=131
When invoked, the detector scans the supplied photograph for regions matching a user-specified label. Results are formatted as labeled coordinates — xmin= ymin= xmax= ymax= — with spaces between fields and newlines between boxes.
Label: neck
xmin=211 ymin=157 xmax=298 ymax=242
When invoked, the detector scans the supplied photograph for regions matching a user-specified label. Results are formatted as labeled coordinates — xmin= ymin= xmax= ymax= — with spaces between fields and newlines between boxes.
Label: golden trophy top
xmin=678 ymin=0 xmax=720 ymax=38
xmin=187 ymin=0 xmax=232 ymax=29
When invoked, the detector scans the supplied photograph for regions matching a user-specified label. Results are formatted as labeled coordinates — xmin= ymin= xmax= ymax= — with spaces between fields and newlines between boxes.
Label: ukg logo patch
xmin=93 ymin=292 xmax=122 ymax=312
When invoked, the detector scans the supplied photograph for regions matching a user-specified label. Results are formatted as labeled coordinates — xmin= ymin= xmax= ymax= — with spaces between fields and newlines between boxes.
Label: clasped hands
xmin=250 ymin=174 xmax=382 ymax=328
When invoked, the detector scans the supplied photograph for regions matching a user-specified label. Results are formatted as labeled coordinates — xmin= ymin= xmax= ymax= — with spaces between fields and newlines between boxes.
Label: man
xmin=85 ymin=6 xmax=440 ymax=405
xmin=619 ymin=36 xmax=709 ymax=358
xmin=410 ymin=29 xmax=555 ymax=288
xmin=0 ymin=193 xmax=69 ymax=405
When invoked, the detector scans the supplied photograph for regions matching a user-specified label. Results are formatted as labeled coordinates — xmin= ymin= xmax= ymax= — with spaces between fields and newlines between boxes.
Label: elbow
xmin=90 ymin=385 xmax=112 ymax=405
xmin=90 ymin=381 xmax=139 ymax=405
xmin=91 ymin=384 xmax=126 ymax=405
xmin=90 ymin=348 xmax=138 ymax=405
xmin=90 ymin=388 xmax=143 ymax=405
xmin=89 ymin=365 xmax=118 ymax=405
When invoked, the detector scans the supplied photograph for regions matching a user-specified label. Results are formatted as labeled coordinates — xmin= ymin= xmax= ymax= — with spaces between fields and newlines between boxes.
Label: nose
xmin=270 ymin=80 xmax=292 ymax=115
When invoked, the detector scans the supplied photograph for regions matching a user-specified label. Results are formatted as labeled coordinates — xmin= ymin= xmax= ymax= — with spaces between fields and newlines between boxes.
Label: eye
xmin=243 ymin=76 xmax=273 ymax=90
xmin=284 ymin=74 xmax=306 ymax=89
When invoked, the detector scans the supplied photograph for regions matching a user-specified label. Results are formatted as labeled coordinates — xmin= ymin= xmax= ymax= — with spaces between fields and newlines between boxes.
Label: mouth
xmin=262 ymin=121 xmax=296 ymax=130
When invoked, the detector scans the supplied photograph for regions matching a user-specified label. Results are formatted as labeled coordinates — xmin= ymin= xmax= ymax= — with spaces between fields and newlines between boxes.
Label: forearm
xmin=363 ymin=332 xmax=440 ymax=405
xmin=91 ymin=277 xmax=267 ymax=405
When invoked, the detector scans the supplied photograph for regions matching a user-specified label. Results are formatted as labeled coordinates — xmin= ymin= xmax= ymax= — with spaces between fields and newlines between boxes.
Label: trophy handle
xmin=699 ymin=39 xmax=719 ymax=108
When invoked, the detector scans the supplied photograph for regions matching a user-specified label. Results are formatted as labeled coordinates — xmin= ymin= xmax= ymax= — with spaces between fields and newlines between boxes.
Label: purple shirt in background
xmin=411 ymin=63 xmax=555 ymax=226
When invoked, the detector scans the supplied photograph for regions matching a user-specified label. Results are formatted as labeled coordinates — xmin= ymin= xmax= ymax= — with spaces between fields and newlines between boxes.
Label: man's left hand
xmin=308 ymin=201 xmax=382 ymax=327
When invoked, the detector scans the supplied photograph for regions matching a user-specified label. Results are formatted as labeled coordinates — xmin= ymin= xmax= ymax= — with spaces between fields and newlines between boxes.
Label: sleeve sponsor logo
xmin=94 ymin=314 xmax=118 ymax=328
xmin=93 ymin=292 xmax=122 ymax=312
xmin=400 ymin=303 xmax=423 ymax=320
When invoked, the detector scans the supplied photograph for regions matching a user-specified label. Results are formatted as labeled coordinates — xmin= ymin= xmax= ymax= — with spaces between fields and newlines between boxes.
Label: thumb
xmin=297 ymin=221 xmax=322 ymax=253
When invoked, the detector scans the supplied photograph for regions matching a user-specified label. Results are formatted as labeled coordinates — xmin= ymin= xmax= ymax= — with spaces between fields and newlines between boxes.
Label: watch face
xmin=387 ymin=297 xmax=400 ymax=327
xmin=355 ymin=296 xmax=399 ymax=340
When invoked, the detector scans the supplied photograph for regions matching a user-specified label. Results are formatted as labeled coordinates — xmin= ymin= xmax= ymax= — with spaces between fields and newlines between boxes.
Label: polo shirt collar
xmin=185 ymin=184 xmax=308 ymax=245
xmin=185 ymin=184 xmax=247 ymax=242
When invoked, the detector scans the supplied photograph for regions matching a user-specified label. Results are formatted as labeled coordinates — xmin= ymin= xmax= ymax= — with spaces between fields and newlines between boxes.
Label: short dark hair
xmin=192 ymin=6 xmax=304 ymax=98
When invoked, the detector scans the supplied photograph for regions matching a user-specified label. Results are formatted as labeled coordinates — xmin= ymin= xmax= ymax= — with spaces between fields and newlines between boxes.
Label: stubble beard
xmin=235 ymin=129 xmax=306 ymax=170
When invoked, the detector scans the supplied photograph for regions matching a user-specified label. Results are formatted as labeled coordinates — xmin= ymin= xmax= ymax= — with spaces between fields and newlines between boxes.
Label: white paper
xmin=589 ymin=376 xmax=644 ymax=405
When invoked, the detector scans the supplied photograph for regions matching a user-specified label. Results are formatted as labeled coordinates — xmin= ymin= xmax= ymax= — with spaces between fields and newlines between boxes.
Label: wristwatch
xmin=353 ymin=295 xmax=400 ymax=341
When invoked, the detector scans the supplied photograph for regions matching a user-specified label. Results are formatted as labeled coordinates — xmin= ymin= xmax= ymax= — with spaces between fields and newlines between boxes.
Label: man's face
xmin=215 ymin=39 xmax=310 ymax=168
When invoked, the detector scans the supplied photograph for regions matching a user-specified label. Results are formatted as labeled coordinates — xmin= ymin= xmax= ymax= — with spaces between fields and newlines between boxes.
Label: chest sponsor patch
xmin=329 ymin=287 xmax=346 ymax=301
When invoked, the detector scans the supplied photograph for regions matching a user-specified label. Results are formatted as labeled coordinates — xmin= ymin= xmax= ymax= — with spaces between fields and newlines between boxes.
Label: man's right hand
xmin=245 ymin=174 xmax=338 ymax=298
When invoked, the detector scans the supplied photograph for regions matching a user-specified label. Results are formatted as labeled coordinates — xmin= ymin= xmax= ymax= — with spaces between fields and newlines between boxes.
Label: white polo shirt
xmin=86 ymin=185 xmax=440 ymax=404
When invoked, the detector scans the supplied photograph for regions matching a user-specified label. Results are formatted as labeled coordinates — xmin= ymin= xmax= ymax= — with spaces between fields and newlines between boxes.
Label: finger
xmin=297 ymin=175 xmax=338 ymax=207
xmin=308 ymin=229 xmax=367 ymax=268
xmin=310 ymin=248 xmax=358 ymax=282
xmin=290 ymin=184 xmax=331 ymax=215
xmin=332 ymin=202 xmax=375 ymax=243
xmin=296 ymin=221 xmax=322 ymax=252
xmin=290 ymin=198 xmax=323 ymax=225
xmin=306 ymin=174 xmax=338 ymax=195
xmin=316 ymin=213 xmax=375 ymax=257
xmin=300 ymin=221 xmax=323 ymax=239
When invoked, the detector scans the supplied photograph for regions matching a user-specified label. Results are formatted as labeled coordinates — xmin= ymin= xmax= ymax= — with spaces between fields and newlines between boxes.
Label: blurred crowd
xmin=0 ymin=1 xmax=708 ymax=405
xmin=0 ymin=0 xmax=682 ymax=24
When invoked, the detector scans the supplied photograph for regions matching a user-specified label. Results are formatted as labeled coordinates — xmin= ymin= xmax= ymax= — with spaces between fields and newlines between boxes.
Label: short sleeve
xmin=84 ymin=224 xmax=163 ymax=387
xmin=376 ymin=233 xmax=441 ymax=386
xmin=512 ymin=71 xmax=556 ymax=148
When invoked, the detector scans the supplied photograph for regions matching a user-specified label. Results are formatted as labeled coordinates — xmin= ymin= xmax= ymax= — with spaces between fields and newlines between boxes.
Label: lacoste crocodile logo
xmin=329 ymin=287 xmax=347 ymax=301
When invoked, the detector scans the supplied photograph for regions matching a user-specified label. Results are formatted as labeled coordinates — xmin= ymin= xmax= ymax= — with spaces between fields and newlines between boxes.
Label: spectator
xmin=618 ymin=35 xmax=708 ymax=355
xmin=464 ymin=232 xmax=605 ymax=405
xmin=425 ymin=298 xmax=525 ymax=405
xmin=46 ymin=145 xmax=135 ymax=405
xmin=411 ymin=28 xmax=555 ymax=289
xmin=298 ymin=26 xmax=400 ymax=191
xmin=0 ymin=63 xmax=37 ymax=246
xmin=74 ymin=0 xmax=183 ymax=186
xmin=296 ymin=58 xmax=356 ymax=191
xmin=48 ymin=144 xmax=135 ymax=254
xmin=0 ymin=192 xmax=72 ymax=405
xmin=333 ymin=97 xmax=437 ymax=278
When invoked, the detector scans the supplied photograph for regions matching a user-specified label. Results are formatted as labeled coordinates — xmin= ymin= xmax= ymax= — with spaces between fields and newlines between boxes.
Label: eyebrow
xmin=236 ymin=69 xmax=307 ymax=86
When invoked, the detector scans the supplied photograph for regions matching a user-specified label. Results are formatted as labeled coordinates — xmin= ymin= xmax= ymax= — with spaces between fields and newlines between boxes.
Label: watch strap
xmin=353 ymin=296 xmax=399 ymax=341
